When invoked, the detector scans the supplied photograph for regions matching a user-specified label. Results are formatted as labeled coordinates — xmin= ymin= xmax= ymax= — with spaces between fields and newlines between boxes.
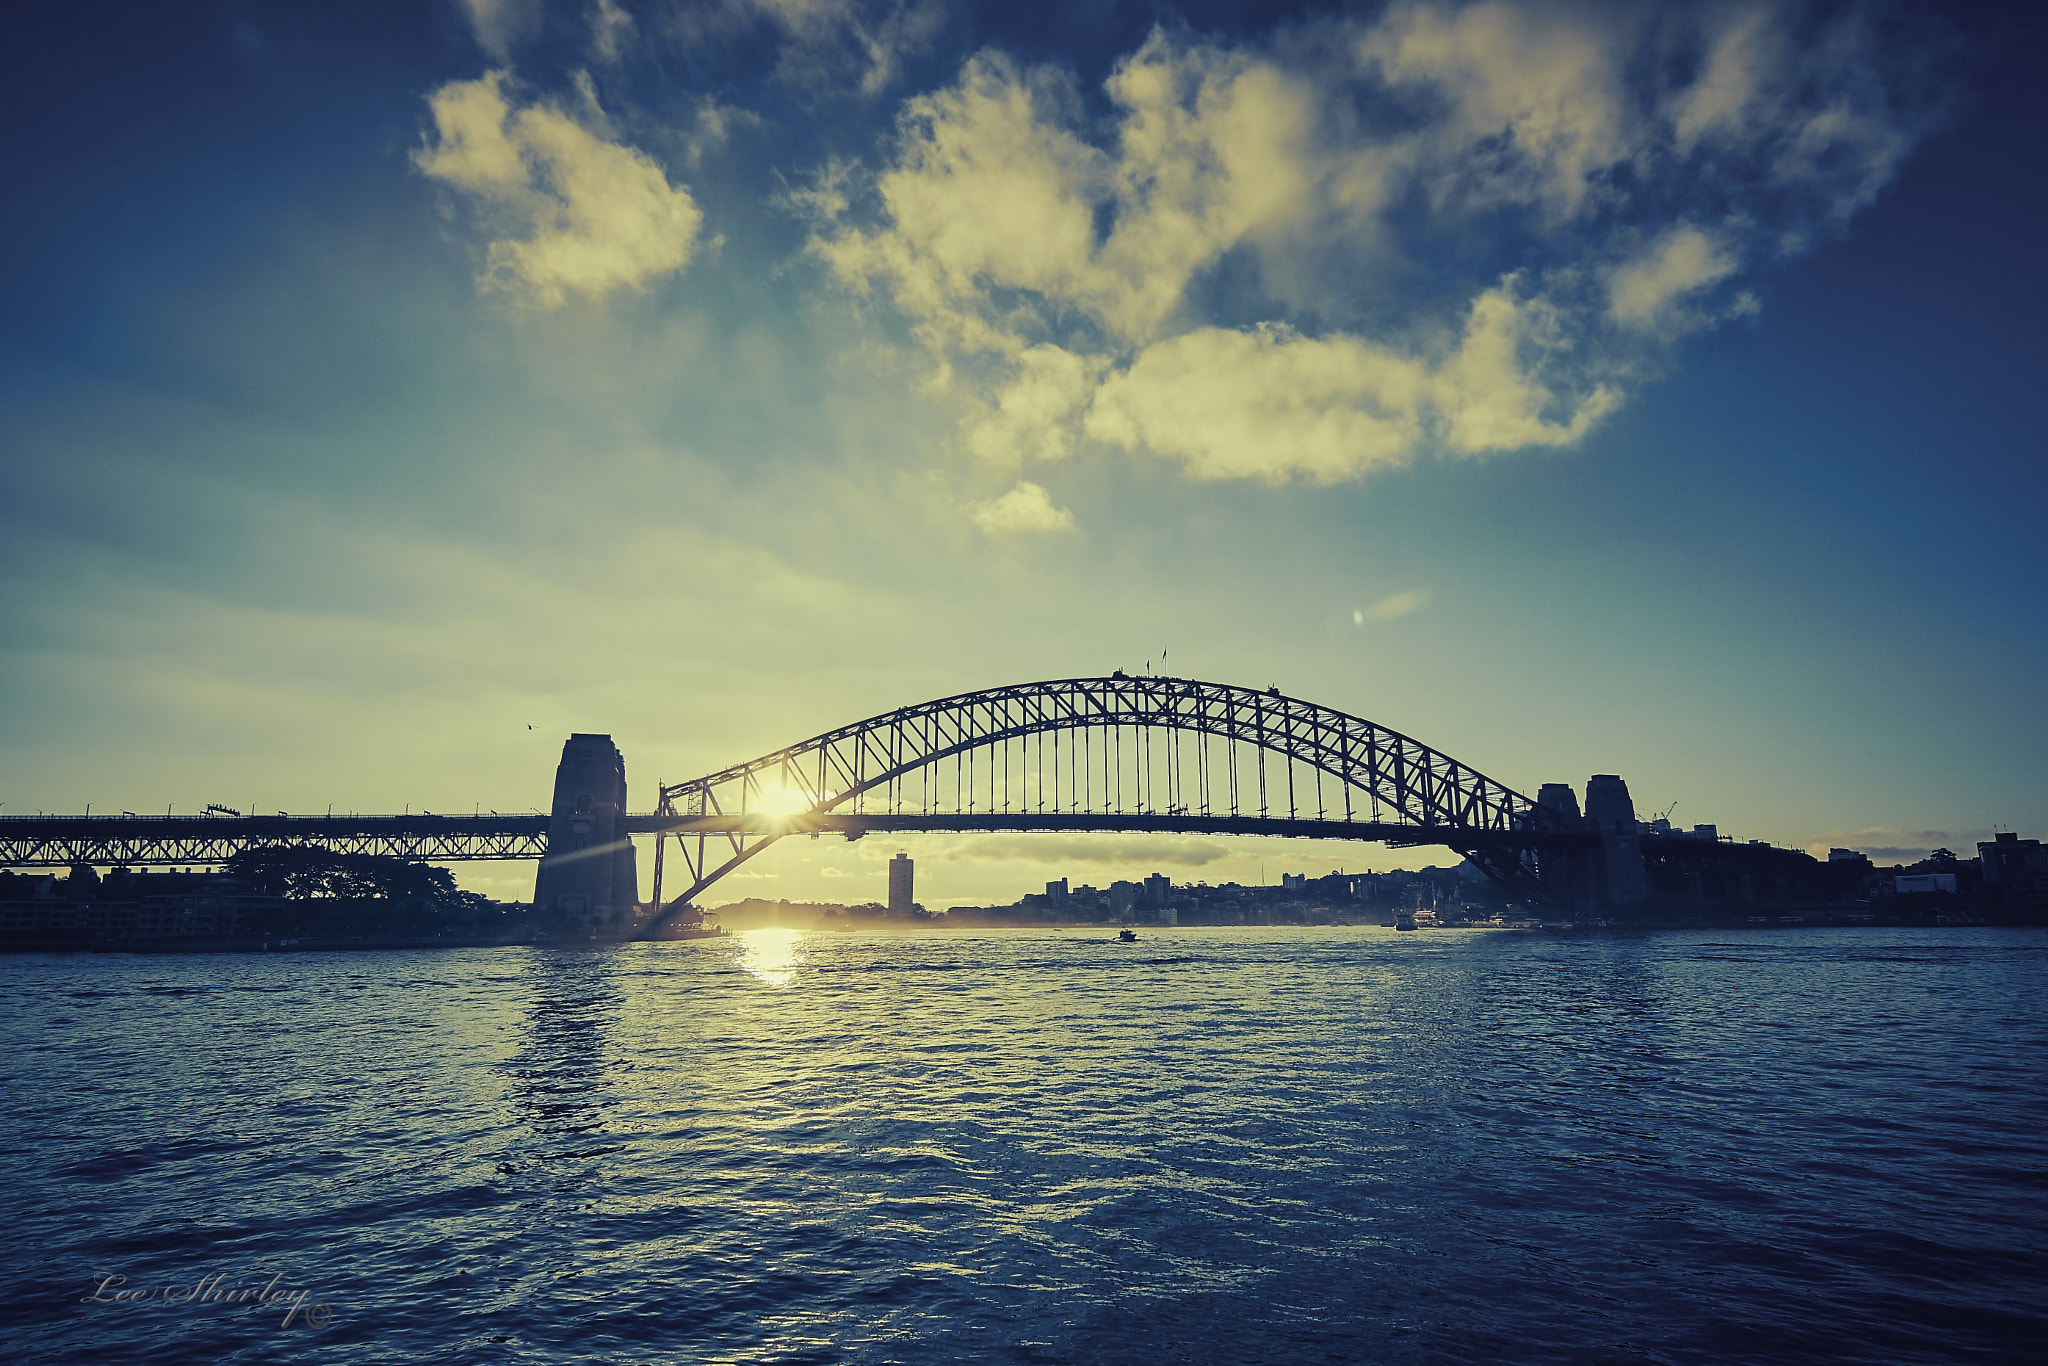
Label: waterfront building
xmin=1979 ymin=832 xmax=2047 ymax=915
xmin=1979 ymin=832 xmax=2047 ymax=883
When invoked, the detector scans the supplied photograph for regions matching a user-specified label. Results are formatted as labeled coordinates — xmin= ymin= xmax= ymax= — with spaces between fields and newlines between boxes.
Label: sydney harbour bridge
xmin=0 ymin=675 xmax=1645 ymax=931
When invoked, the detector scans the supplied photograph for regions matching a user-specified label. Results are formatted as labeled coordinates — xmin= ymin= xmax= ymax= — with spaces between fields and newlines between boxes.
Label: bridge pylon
xmin=532 ymin=734 xmax=640 ymax=932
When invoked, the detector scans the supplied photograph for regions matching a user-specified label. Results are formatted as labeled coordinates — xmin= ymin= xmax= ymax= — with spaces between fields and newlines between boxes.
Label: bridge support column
xmin=533 ymin=734 xmax=640 ymax=928
xmin=1534 ymin=777 xmax=1649 ymax=908
xmin=1584 ymin=775 xmax=1649 ymax=905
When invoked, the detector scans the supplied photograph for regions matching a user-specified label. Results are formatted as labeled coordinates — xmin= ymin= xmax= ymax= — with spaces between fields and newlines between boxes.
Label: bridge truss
xmin=649 ymin=675 xmax=1556 ymax=921
xmin=0 ymin=814 xmax=550 ymax=870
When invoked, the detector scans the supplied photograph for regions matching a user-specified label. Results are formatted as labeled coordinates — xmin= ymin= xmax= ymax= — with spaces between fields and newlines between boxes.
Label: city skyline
xmin=3 ymin=1 xmax=2043 ymax=912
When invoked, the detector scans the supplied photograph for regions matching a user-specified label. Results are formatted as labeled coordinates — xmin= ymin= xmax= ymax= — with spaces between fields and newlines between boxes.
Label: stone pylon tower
xmin=1533 ymin=782 xmax=1588 ymax=907
xmin=1532 ymin=777 xmax=1649 ymax=907
xmin=532 ymin=734 xmax=640 ymax=919
xmin=1583 ymin=774 xmax=1649 ymax=904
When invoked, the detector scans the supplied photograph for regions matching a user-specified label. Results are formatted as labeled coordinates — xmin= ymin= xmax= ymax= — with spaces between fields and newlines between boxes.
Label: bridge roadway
xmin=0 ymin=810 xmax=1523 ymax=869
xmin=0 ymin=813 xmax=551 ymax=869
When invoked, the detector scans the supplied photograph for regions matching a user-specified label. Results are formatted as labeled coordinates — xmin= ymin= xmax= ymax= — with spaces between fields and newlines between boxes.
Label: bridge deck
xmin=630 ymin=812 xmax=1508 ymax=844
xmin=0 ymin=811 xmax=1573 ymax=869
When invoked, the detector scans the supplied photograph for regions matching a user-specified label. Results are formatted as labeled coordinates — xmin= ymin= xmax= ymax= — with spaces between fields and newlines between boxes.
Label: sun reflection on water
xmin=735 ymin=927 xmax=807 ymax=987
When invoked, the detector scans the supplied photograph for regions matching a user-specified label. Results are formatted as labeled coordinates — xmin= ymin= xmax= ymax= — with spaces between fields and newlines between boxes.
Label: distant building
xmin=1046 ymin=878 xmax=1068 ymax=899
xmin=1979 ymin=832 xmax=2048 ymax=915
xmin=888 ymin=853 xmax=914 ymax=916
xmin=1979 ymin=832 xmax=2047 ymax=884
xmin=1894 ymin=873 xmax=1958 ymax=895
xmin=1143 ymin=873 xmax=1170 ymax=909
xmin=1829 ymin=848 xmax=1863 ymax=862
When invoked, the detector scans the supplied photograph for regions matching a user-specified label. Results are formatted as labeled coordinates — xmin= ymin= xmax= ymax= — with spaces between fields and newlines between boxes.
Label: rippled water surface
xmin=3 ymin=927 xmax=2044 ymax=1364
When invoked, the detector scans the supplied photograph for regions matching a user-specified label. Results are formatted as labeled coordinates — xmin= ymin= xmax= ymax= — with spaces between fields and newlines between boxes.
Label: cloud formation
xmin=458 ymin=0 xmax=543 ymax=62
xmin=967 ymin=480 xmax=1074 ymax=535
xmin=590 ymin=0 xmax=636 ymax=63
xmin=666 ymin=0 xmax=945 ymax=95
xmin=1608 ymin=225 xmax=1744 ymax=331
xmin=811 ymin=1 xmax=1926 ymax=482
xmin=1804 ymin=828 xmax=1956 ymax=863
xmin=416 ymin=72 xmax=704 ymax=308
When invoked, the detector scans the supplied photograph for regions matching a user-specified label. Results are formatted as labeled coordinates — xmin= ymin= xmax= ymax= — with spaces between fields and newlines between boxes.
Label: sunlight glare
xmin=755 ymin=784 xmax=818 ymax=818
xmin=736 ymin=927 xmax=806 ymax=988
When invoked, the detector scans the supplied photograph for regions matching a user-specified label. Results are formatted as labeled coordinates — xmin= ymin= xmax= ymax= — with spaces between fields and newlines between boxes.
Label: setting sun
xmin=754 ymin=784 xmax=819 ymax=819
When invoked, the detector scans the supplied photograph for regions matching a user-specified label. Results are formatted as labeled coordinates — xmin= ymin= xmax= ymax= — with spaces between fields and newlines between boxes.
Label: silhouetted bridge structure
xmin=0 ymin=813 xmax=554 ymax=869
xmin=3 ymin=676 xmax=1644 ymax=928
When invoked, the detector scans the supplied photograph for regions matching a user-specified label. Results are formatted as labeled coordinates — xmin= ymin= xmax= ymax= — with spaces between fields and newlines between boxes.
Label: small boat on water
xmin=1394 ymin=911 xmax=1417 ymax=932
xmin=1117 ymin=928 xmax=1139 ymax=942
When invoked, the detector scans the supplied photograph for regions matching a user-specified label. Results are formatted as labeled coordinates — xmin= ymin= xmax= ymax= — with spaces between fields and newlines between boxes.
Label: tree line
xmin=223 ymin=846 xmax=487 ymax=910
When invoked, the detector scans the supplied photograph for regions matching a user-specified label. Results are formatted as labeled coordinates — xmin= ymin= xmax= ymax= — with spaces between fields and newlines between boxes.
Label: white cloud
xmin=680 ymin=98 xmax=765 ymax=167
xmin=1357 ymin=0 xmax=1631 ymax=219
xmin=967 ymin=480 xmax=1074 ymax=535
xmin=590 ymin=0 xmax=636 ymax=63
xmin=1083 ymin=285 xmax=1613 ymax=480
xmin=1085 ymin=324 xmax=1428 ymax=482
xmin=810 ymin=2 xmax=1926 ymax=485
xmin=1670 ymin=6 xmax=1776 ymax=152
xmin=817 ymin=53 xmax=1108 ymax=356
xmin=416 ymin=72 xmax=704 ymax=309
xmin=457 ymin=0 xmax=542 ymax=62
xmin=1664 ymin=3 xmax=1916 ymax=223
xmin=817 ymin=36 xmax=1391 ymax=356
xmin=1608 ymin=226 xmax=1740 ymax=330
xmin=965 ymin=345 xmax=1106 ymax=464
xmin=668 ymin=0 xmax=943 ymax=95
xmin=1435 ymin=286 xmax=1618 ymax=453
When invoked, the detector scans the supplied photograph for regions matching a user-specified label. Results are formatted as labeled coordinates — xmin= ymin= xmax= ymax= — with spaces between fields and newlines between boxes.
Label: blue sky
xmin=2 ymin=0 xmax=2041 ymax=907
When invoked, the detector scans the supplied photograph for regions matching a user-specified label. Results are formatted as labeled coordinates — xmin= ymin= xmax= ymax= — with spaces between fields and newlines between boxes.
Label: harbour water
xmin=3 ymin=927 xmax=2043 ymax=1364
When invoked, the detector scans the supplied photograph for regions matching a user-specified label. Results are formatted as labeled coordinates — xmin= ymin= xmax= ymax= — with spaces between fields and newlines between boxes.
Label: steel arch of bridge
xmin=649 ymin=675 xmax=1552 ymax=921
